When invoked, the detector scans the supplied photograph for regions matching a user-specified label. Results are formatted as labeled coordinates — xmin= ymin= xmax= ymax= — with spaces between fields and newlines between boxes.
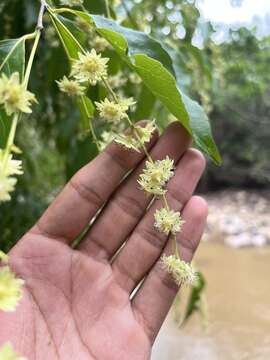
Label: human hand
xmin=0 ymin=122 xmax=207 ymax=360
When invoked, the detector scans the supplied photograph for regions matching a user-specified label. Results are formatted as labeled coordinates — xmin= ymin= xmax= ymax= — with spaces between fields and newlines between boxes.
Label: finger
xmin=78 ymin=122 xmax=191 ymax=260
xmin=29 ymin=123 xmax=159 ymax=244
xmin=132 ymin=196 xmax=208 ymax=343
xmin=112 ymin=149 xmax=205 ymax=293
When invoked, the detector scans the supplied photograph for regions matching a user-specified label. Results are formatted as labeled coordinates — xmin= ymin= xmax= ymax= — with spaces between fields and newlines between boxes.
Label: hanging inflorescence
xmin=56 ymin=19 xmax=197 ymax=286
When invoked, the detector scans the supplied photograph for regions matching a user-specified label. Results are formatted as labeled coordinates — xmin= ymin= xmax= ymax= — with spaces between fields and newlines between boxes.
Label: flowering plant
xmin=0 ymin=0 xmax=220 ymax=356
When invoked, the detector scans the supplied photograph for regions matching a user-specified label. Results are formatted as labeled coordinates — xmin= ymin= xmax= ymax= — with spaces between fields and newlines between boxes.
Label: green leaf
xmin=132 ymin=54 xmax=191 ymax=132
xmin=0 ymin=37 xmax=26 ymax=147
xmin=0 ymin=110 xmax=11 ymax=148
xmin=49 ymin=14 xmax=84 ymax=60
xmin=83 ymin=0 xmax=107 ymax=15
xmin=133 ymin=85 xmax=156 ymax=120
xmin=183 ymin=272 xmax=206 ymax=324
xmin=69 ymin=11 xmax=221 ymax=164
xmin=76 ymin=12 xmax=175 ymax=74
xmin=0 ymin=37 xmax=26 ymax=79
xmin=182 ymin=94 xmax=221 ymax=164
xmin=49 ymin=13 xmax=95 ymax=133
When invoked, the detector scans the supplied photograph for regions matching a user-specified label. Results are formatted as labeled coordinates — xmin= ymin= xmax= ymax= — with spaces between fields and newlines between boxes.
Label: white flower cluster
xmin=138 ymin=156 xmax=174 ymax=195
xmin=0 ymin=251 xmax=25 ymax=357
xmin=56 ymin=76 xmax=85 ymax=97
xmin=154 ymin=207 xmax=185 ymax=235
xmin=0 ymin=149 xmax=23 ymax=202
xmin=0 ymin=265 xmax=24 ymax=311
xmin=114 ymin=121 xmax=156 ymax=151
xmin=161 ymin=254 xmax=198 ymax=286
xmin=95 ymin=97 xmax=135 ymax=124
xmin=57 ymin=49 xmax=109 ymax=97
xmin=71 ymin=50 xmax=109 ymax=85
xmin=0 ymin=72 xmax=37 ymax=116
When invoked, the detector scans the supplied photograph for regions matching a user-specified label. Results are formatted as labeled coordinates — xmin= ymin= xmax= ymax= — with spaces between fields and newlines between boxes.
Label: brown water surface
xmin=152 ymin=243 xmax=270 ymax=360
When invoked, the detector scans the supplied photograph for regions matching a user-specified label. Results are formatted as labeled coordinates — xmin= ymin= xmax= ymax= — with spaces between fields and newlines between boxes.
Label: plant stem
xmin=89 ymin=119 xmax=101 ymax=151
xmin=162 ymin=194 xmax=169 ymax=210
xmin=23 ymin=30 xmax=41 ymax=88
xmin=37 ymin=0 xmax=48 ymax=30
xmin=102 ymin=77 xmax=118 ymax=103
xmin=2 ymin=114 xmax=20 ymax=169
xmin=101 ymin=77 xmax=153 ymax=162
xmin=173 ymin=234 xmax=180 ymax=259
xmin=80 ymin=4 xmax=87 ymax=12
xmin=105 ymin=0 xmax=112 ymax=19
xmin=3 ymin=0 xmax=44 ymax=165
xmin=100 ymin=75 xmax=182 ymax=262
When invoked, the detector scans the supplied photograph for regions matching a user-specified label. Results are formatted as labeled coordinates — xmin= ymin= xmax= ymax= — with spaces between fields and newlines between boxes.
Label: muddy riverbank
xmin=153 ymin=190 xmax=270 ymax=359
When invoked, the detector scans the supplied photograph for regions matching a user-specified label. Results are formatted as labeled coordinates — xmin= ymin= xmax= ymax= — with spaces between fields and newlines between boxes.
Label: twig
xmin=37 ymin=0 xmax=48 ymax=30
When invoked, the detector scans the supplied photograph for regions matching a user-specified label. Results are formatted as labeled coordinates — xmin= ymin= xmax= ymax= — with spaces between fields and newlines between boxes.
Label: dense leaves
xmin=72 ymin=10 xmax=221 ymax=163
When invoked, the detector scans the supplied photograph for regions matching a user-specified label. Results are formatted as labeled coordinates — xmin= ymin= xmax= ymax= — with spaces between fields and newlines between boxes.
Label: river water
xmin=152 ymin=242 xmax=270 ymax=360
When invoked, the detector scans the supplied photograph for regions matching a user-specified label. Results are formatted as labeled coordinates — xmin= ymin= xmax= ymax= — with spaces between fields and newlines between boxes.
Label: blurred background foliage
xmin=0 ymin=0 xmax=269 ymax=250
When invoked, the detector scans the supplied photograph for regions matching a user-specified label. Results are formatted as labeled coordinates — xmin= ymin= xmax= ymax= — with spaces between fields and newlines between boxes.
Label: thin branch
xmin=37 ymin=0 xmax=48 ymax=30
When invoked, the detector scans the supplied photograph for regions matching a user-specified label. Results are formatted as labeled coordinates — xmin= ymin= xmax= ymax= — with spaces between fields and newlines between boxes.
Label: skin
xmin=0 ymin=122 xmax=208 ymax=360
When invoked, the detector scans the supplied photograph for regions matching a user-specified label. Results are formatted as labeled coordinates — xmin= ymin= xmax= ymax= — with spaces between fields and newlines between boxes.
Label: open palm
xmin=0 ymin=123 xmax=207 ymax=360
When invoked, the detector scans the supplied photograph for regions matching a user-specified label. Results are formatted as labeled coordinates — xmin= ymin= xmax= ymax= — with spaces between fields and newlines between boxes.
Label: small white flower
xmin=91 ymin=36 xmax=109 ymax=53
xmin=0 ymin=72 xmax=37 ymax=116
xmin=56 ymin=76 xmax=86 ymax=97
xmin=0 ymin=150 xmax=23 ymax=176
xmin=95 ymin=98 xmax=124 ymax=123
xmin=138 ymin=156 xmax=174 ymax=195
xmin=135 ymin=121 xmax=156 ymax=144
xmin=75 ymin=17 xmax=95 ymax=34
xmin=108 ymin=72 xmax=127 ymax=89
xmin=95 ymin=98 xmax=135 ymax=123
xmin=154 ymin=207 xmax=185 ymax=235
xmin=161 ymin=255 xmax=198 ymax=286
xmin=0 ymin=175 xmax=17 ymax=202
xmin=119 ymin=97 xmax=136 ymax=112
xmin=98 ymin=131 xmax=116 ymax=150
xmin=71 ymin=50 xmax=109 ymax=85
xmin=129 ymin=72 xmax=142 ymax=85
xmin=0 ymin=266 xmax=24 ymax=311
xmin=114 ymin=121 xmax=156 ymax=152
xmin=60 ymin=0 xmax=84 ymax=7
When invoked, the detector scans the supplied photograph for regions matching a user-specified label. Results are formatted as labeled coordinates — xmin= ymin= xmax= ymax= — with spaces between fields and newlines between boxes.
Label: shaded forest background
xmin=0 ymin=0 xmax=269 ymax=249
